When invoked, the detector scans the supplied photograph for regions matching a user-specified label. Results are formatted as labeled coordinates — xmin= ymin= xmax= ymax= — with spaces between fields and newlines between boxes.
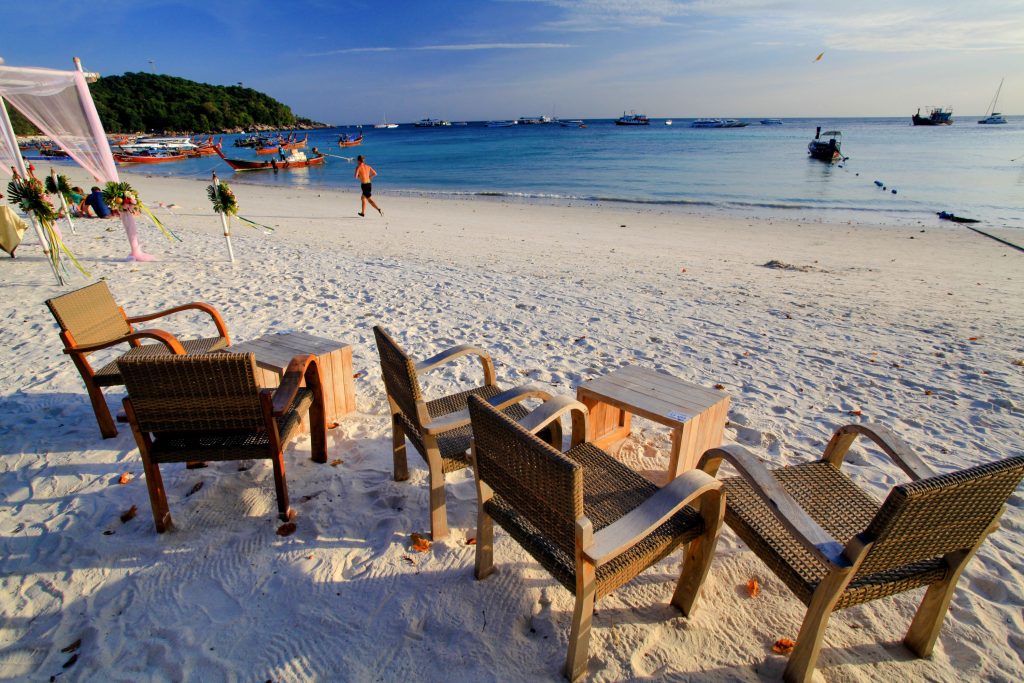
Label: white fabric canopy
xmin=0 ymin=62 xmax=152 ymax=261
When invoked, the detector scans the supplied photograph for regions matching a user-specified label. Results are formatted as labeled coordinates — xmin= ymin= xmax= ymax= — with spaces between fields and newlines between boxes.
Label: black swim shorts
xmin=361 ymin=183 xmax=372 ymax=198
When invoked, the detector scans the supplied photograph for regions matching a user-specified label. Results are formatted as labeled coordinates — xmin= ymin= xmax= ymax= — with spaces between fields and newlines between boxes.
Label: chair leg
xmin=308 ymin=382 xmax=328 ymax=465
xmin=392 ymin=415 xmax=409 ymax=481
xmin=425 ymin=443 xmax=449 ymax=540
xmin=271 ymin=451 xmax=294 ymax=522
xmin=474 ymin=508 xmax=495 ymax=580
xmin=783 ymin=571 xmax=851 ymax=683
xmin=85 ymin=380 xmax=118 ymax=439
xmin=565 ymin=565 xmax=596 ymax=682
xmin=672 ymin=489 xmax=725 ymax=615
xmin=140 ymin=454 xmax=171 ymax=533
xmin=904 ymin=537 xmax=990 ymax=657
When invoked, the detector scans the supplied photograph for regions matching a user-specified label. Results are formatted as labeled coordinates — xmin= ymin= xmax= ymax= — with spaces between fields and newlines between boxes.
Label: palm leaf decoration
xmin=43 ymin=173 xmax=72 ymax=202
xmin=207 ymin=181 xmax=238 ymax=216
xmin=6 ymin=176 xmax=88 ymax=282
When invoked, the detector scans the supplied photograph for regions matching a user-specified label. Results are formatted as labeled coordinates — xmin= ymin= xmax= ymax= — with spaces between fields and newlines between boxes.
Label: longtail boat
xmin=113 ymin=150 xmax=187 ymax=164
xmin=255 ymin=145 xmax=280 ymax=155
xmin=214 ymin=145 xmax=325 ymax=171
xmin=282 ymin=134 xmax=308 ymax=150
xmin=338 ymin=133 xmax=363 ymax=148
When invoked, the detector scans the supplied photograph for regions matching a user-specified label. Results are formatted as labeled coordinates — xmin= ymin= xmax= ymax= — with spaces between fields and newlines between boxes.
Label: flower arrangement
xmin=7 ymin=174 xmax=87 ymax=282
xmin=103 ymin=180 xmax=180 ymax=242
xmin=206 ymin=179 xmax=273 ymax=232
xmin=207 ymin=181 xmax=238 ymax=216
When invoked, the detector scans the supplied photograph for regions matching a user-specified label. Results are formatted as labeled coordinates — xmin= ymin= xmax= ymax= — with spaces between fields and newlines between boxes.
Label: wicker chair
xmin=698 ymin=424 xmax=1024 ymax=683
xmin=118 ymin=352 xmax=327 ymax=533
xmin=46 ymin=280 xmax=230 ymax=438
xmin=372 ymin=326 xmax=551 ymax=540
xmin=468 ymin=395 xmax=726 ymax=681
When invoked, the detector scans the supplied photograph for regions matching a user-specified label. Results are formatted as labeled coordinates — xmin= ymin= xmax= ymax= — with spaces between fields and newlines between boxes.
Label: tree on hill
xmin=89 ymin=72 xmax=318 ymax=133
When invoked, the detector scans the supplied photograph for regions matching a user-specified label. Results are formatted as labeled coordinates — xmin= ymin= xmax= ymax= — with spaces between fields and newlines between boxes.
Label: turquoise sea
xmin=138 ymin=118 xmax=1024 ymax=228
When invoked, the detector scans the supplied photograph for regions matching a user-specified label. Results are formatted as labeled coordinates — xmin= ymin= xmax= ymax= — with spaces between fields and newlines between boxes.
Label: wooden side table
xmin=228 ymin=331 xmax=355 ymax=425
xmin=575 ymin=365 xmax=729 ymax=480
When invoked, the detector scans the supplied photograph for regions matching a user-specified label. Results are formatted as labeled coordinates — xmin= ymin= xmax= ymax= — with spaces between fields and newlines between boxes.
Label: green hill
xmin=9 ymin=72 xmax=325 ymax=135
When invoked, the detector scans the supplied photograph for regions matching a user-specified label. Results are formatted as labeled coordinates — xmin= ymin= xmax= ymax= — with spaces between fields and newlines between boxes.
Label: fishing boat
xmin=214 ymin=145 xmax=325 ymax=171
xmin=761 ymin=118 xmax=784 ymax=125
xmin=691 ymin=118 xmax=722 ymax=128
xmin=978 ymin=79 xmax=1007 ymax=124
xmin=615 ymin=111 xmax=649 ymax=126
xmin=912 ymin=106 xmax=953 ymax=126
xmin=486 ymin=120 xmax=518 ymax=128
xmin=283 ymin=134 xmax=308 ymax=150
xmin=338 ymin=132 xmax=364 ymax=147
xmin=414 ymin=118 xmax=451 ymax=127
xmin=559 ymin=119 xmax=586 ymax=128
xmin=807 ymin=127 xmax=842 ymax=162
xmin=113 ymin=149 xmax=187 ymax=164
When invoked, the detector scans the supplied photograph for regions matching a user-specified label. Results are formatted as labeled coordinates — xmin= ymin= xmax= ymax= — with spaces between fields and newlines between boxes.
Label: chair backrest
xmin=118 ymin=353 xmax=264 ymax=433
xmin=469 ymin=396 xmax=583 ymax=559
xmin=373 ymin=326 xmax=424 ymax=426
xmin=855 ymin=456 xmax=1024 ymax=577
xmin=45 ymin=280 xmax=131 ymax=348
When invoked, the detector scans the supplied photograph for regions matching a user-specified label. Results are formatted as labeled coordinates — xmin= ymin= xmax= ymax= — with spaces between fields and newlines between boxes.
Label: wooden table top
xmin=229 ymin=331 xmax=350 ymax=371
xmin=576 ymin=365 xmax=727 ymax=426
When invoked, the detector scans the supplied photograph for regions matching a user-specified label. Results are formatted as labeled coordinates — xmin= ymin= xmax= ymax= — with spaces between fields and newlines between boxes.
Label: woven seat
xmin=700 ymin=424 xmax=1024 ymax=683
xmin=46 ymin=280 xmax=231 ymax=437
xmin=469 ymin=395 xmax=725 ymax=681
xmin=118 ymin=353 xmax=328 ymax=533
xmin=373 ymin=326 xmax=549 ymax=540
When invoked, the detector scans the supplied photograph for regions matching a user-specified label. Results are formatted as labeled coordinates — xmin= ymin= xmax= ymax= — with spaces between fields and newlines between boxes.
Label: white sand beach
xmin=1 ymin=172 xmax=1022 ymax=682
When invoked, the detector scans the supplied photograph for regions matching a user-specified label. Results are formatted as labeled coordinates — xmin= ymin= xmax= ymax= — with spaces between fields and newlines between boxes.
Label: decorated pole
xmin=212 ymin=171 xmax=234 ymax=262
xmin=0 ymin=96 xmax=60 ymax=283
xmin=50 ymin=168 xmax=77 ymax=234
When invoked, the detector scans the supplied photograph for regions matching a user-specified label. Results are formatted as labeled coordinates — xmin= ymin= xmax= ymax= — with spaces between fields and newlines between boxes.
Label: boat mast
xmin=986 ymin=78 xmax=1004 ymax=116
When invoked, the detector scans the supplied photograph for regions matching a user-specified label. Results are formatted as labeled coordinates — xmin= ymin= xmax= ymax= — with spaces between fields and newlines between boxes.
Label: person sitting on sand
xmin=354 ymin=155 xmax=382 ymax=217
xmin=69 ymin=186 xmax=86 ymax=217
xmin=83 ymin=186 xmax=113 ymax=218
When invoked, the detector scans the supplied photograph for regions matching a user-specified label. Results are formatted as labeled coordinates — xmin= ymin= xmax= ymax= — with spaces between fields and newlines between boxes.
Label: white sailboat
xmin=373 ymin=113 xmax=399 ymax=129
xmin=978 ymin=79 xmax=1007 ymax=125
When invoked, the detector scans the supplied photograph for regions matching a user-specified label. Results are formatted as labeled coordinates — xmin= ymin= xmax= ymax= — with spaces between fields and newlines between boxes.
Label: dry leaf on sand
xmin=118 ymin=472 xmax=133 ymax=485
xmin=466 ymin=537 xmax=477 ymax=546
xmin=276 ymin=522 xmax=297 ymax=537
xmin=714 ymin=383 xmax=726 ymax=390
xmin=61 ymin=639 xmax=81 ymax=654
xmin=186 ymin=482 xmax=204 ymax=497
xmin=330 ymin=459 xmax=344 ymax=467
xmin=120 ymin=505 xmax=138 ymax=523
xmin=772 ymin=638 xmax=797 ymax=655
xmin=746 ymin=578 xmax=760 ymax=598
xmin=328 ymin=422 xmax=340 ymax=429
xmin=410 ymin=533 xmax=432 ymax=552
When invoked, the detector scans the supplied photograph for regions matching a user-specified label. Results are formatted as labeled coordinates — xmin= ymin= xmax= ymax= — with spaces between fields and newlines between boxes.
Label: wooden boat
xmin=912 ymin=106 xmax=953 ymax=125
xmin=214 ymin=145 xmax=325 ymax=171
xmin=807 ymin=127 xmax=842 ymax=162
xmin=615 ymin=111 xmax=649 ymax=126
xmin=113 ymin=149 xmax=187 ymax=164
xmin=256 ymin=133 xmax=299 ymax=155
xmin=283 ymin=134 xmax=308 ymax=150
xmin=338 ymin=133 xmax=364 ymax=147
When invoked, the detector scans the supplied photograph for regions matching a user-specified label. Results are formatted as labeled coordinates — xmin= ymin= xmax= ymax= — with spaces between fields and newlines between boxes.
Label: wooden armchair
xmin=372 ymin=325 xmax=551 ymax=540
xmin=698 ymin=424 xmax=1024 ymax=682
xmin=45 ymin=280 xmax=230 ymax=438
xmin=468 ymin=395 xmax=725 ymax=681
xmin=118 ymin=352 xmax=327 ymax=533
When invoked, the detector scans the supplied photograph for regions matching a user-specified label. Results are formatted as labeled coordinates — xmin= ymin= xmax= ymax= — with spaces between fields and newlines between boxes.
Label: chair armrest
xmin=422 ymin=383 xmax=551 ymax=435
xmin=270 ymin=354 xmax=319 ymax=416
xmin=65 ymin=329 xmax=186 ymax=355
xmin=414 ymin=344 xmax=495 ymax=385
xmin=699 ymin=444 xmax=851 ymax=568
xmin=822 ymin=423 xmax=935 ymax=481
xmin=126 ymin=302 xmax=231 ymax=344
xmin=517 ymin=396 xmax=589 ymax=450
xmin=583 ymin=469 xmax=723 ymax=567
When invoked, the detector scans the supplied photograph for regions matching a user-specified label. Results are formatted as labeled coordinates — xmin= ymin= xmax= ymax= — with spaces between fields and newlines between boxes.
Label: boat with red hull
xmin=113 ymin=150 xmax=187 ymax=164
xmin=338 ymin=133 xmax=363 ymax=147
xmin=214 ymin=145 xmax=325 ymax=171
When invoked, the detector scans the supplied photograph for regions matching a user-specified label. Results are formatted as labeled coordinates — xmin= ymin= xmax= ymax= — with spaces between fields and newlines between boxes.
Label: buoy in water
xmin=874 ymin=180 xmax=884 ymax=187
xmin=891 ymin=189 xmax=897 ymax=194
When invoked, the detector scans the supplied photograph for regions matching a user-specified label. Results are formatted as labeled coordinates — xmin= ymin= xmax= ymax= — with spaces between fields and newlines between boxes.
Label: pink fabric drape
xmin=0 ymin=64 xmax=152 ymax=260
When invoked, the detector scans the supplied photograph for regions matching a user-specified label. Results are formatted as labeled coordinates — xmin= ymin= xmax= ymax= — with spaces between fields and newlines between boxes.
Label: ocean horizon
xmin=120 ymin=117 xmax=1024 ymax=228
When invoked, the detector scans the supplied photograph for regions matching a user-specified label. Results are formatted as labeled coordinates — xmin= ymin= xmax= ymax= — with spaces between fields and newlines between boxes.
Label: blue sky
xmin=3 ymin=1 xmax=1022 ymax=123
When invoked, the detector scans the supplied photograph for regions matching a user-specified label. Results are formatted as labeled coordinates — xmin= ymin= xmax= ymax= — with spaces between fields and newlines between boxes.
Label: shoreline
xmin=2 ymin=172 xmax=1022 ymax=681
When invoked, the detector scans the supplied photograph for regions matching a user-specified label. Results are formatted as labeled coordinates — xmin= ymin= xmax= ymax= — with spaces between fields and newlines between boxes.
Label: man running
xmin=354 ymin=155 xmax=382 ymax=217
